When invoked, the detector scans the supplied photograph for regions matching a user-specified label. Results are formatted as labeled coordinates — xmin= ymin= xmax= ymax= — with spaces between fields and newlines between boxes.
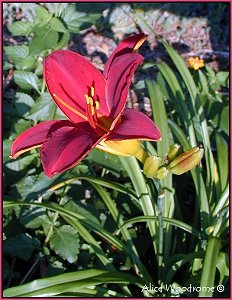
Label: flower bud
xmin=103 ymin=139 xmax=149 ymax=164
xmin=167 ymin=143 xmax=182 ymax=162
xmin=143 ymin=155 xmax=162 ymax=178
xmin=206 ymin=226 xmax=214 ymax=235
xmin=168 ymin=147 xmax=204 ymax=175
xmin=155 ymin=166 xmax=169 ymax=179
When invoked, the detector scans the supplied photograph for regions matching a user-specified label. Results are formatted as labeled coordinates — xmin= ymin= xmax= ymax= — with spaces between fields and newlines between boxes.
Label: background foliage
xmin=3 ymin=3 xmax=229 ymax=298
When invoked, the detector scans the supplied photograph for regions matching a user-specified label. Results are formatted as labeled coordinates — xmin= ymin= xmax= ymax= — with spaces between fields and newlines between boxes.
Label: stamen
xmin=90 ymin=86 xmax=95 ymax=97
xmin=86 ymin=104 xmax=96 ymax=129
xmin=85 ymin=94 xmax=90 ymax=105
xmin=95 ymin=101 xmax=100 ymax=110
xmin=53 ymin=94 xmax=88 ymax=121
xmin=133 ymin=35 xmax=147 ymax=52
xmin=53 ymin=93 xmax=108 ymax=132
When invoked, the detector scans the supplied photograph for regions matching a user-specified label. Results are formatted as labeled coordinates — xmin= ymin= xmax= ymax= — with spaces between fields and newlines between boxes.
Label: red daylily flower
xmin=11 ymin=33 xmax=161 ymax=177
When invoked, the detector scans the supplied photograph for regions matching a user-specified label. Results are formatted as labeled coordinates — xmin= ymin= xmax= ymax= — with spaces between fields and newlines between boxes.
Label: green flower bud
xmin=143 ymin=155 xmax=162 ymax=178
xmin=155 ymin=166 xmax=169 ymax=179
xmin=206 ymin=226 xmax=214 ymax=235
xmin=167 ymin=143 xmax=182 ymax=162
xmin=168 ymin=147 xmax=204 ymax=175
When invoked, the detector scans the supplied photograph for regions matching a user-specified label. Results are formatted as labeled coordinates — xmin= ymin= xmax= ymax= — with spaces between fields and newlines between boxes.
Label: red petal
xmin=40 ymin=122 xmax=104 ymax=177
xmin=44 ymin=50 xmax=109 ymax=124
xmin=104 ymin=33 xmax=146 ymax=78
xmin=106 ymin=53 xmax=143 ymax=119
xmin=107 ymin=108 xmax=161 ymax=141
xmin=11 ymin=120 xmax=71 ymax=159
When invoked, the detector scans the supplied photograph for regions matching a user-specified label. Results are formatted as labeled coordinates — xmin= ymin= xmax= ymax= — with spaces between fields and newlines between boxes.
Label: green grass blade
xmin=146 ymin=79 xmax=174 ymax=261
xmin=162 ymin=41 xmax=215 ymax=202
xmin=47 ymin=175 xmax=137 ymax=199
xmin=119 ymin=216 xmax=202 ymax=239
xmin=90 ymin=182 xmax=153 ymax=284
xmin=215 ymin=133 xmax=229 ymax=193
xmin=199 ymin=237 xmax=221 ymax=296
xmin=164 ymin=251 xmax=205 ymax=284
xmin=119 ymin=156 xmax=158 ymax=253
xmin=212 ymin=184 xmax=229 ymax=217
xmin=157 ymin=62 xmax=197 ymax=146
xmin=168 ymin=119 xmax=210 ymax=229
xmin=3 ymin=269 xmax=143 ymax=297
xmin=3 ymin=200 xmax=126 ymax=253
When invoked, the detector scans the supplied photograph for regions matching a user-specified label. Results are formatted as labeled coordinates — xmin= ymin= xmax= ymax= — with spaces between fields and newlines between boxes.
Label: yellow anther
xmin=85 ymin=94 xmax=90 ymax=104
xmin=95 ymin=101 xmax=100 ymax=110
xmin=89 ymin=97 xmax=94 ymax=106
xmin=90 ymin=86 xmax=95 ymax=97
xmin=133 ymin=35 xmax=147 ymax=52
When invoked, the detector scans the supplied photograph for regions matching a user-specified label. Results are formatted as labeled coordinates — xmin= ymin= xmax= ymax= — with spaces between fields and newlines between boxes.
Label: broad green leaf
xmin=64 ymin=200 xmax=101 ymax=226
xmin=62 ymin=5 xmax=100 ymax=32
xmin=14 ymin=172 xmax=61 ymax=200
xmin=19 ymin=207 xmax=49 ymax=229
xmin=35 ymin=61 xmax=43 ymax=75
xmin=63 ymin=216 xmax=116 ymax=271
xmin=29 ymin=27 xmax=58 ymax=55
xmin=21 ymin=56 xmax=37 ymax=70
xmin=88 ymin=148 xmax=122 ymax=176
xmin=8 ymin=21 xmax=34 ymax=36
xmin=50 ymin=17 xmax=67 ymax=32
xmin=215 ymin=71 xmax=229 ymax=87
xmin=3 ymin=139 xmax=13 ymax=162
xmin=3 ymin=62 xmax=13 ymax=70
xmin=55 ymin=32 xmax=70 ymax=50
xmin=28 ymin=92 xmax=57 ymax=121
xmin=9 ymin=119 xmax=32 ymax=139
xmin=15 ymin=92 xmax=34 ymax=117
xmin=35 ymin=4 xmax=52 ymax=24
xmin=14 ymin=70 xmax=40 ymax=92
xmin=50 ymin=225 xmax=80 ymax=263
xmin=4 ymin=155 xmax=35 ymax=172
xmin=4 ymin=45 xmax=29 ymax=65
xmin=3 ymin=233 xmax=40 ymax=261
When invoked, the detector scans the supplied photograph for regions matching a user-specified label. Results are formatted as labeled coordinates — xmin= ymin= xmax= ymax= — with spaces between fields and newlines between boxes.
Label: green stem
xmin=44 ymin=211 xmax=59 ymax=244
xmin=119 ymin=156 xmax=158 ymax=253
xmin=41 ymin=79 xmax=46 ymax=94
xmin=157 ymin=186 xmax=164 ymax=285
xmin=199 ymin=237 xmax=221 ymax=297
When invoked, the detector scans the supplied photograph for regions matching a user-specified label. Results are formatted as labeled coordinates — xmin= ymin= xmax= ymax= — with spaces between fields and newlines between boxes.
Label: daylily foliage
xmin=11 ymin=34 xmax=161 ymax=177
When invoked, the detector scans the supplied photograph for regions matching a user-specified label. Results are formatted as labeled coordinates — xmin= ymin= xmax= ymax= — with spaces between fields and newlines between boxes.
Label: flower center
xmin=84 ymin=86 xmax=100 ymax=129
xmin=53 ymin=87 xmax=110 ymax=133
